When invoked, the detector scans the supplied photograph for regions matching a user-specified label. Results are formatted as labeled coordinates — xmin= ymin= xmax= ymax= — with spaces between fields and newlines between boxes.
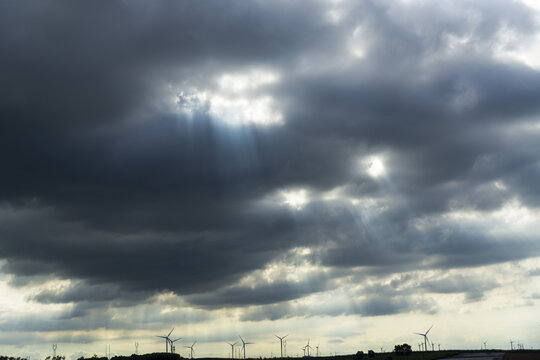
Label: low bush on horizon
xmin=78 ymin=353 xmax=182 ymax=360
xmin=1 ymin=356 xmax=28 ymax=360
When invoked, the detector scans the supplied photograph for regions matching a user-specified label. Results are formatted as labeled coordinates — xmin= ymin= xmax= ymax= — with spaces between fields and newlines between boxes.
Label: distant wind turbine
xmin=170 ymin=337 xmax=182 ymax=353
xmin=157 ymin=328 xmax=175 ymax=353
xmin=239 ymin=336 xmax=253 ymax=359
xmin=414 ymin=325 xmax=433 ymax=352
xmin=274 ymin=334 xmax=288 ymax=359
xmin=184 ymin=341 xmax=197 ymax=359
xmin=304 ymin=339 xmax=313 ymax=357
xmin=227 ymin=341 xmax=238 ymax=359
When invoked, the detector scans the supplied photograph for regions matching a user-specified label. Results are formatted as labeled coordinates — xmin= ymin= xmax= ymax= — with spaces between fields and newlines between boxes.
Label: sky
xmin=1 ymin=0 xmax=540 ymax=359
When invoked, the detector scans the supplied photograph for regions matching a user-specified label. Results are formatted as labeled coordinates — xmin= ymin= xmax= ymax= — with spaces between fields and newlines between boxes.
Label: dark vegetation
xmin=1 ymin=357 xmax=28 ymax=360
xmin=78 ymin=354 xmax=182 ymax=360
xmin=343 ymin=349 xmax=459 ymax=360
xmin=504 ymin=350 xmax=540 ymax=360
xmin=72 ymin=349 xmax=464 ymax=360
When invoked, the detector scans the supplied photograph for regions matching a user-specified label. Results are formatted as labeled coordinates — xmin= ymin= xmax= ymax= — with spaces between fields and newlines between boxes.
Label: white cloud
xmin=176 ymin=70 xmax=283 ymax=126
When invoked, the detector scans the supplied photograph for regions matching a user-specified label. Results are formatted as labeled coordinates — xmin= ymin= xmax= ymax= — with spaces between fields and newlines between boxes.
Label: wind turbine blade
xmin=284 ymin=334 xmax=288 ymax=339
xmin=157 ymin=336 xmax=167 ymax=339
xmin=274 ymin=334 xmax=280 ymax=339
xmin=168 ymin=328 xmax=175 ymax=337
xmin=192 ymin=341 xmax=197 ymax=346
xmin=239 ymin=336 xmax=245 ymax=344
xmin=414 ymin=333 xmax=424 ymax=336
xmin=426 ymin=325 xmax=433 ymax=335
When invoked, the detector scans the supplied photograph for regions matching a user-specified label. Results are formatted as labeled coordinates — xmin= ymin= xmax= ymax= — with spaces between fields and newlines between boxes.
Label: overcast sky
xmin=1 ymin=0 xmax=540 ymax=359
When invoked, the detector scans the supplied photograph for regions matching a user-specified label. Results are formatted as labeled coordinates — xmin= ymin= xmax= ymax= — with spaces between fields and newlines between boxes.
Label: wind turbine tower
xmin=184 ymin=341 xmax=197 ymax=359
xmin=239 ymin=336 xmax=253 ymax=360
xmin=304 ymin=339 xmax=313 ymax=357
xmin=414 ymin=325 xmax=433 ymax=352
xmin=274 ymin=334 xmax=288 ymax=359
xmin=157 ymin=328 xmax=175 ymax=353
xmin=227 ymin=341 xmax=237 ymax=359
xmin=170 ymin=337 xmax=182 ymax=354
xmin=53 ymin=344 xmax=57 ymax=358
xmin=316 ymin=345 xmax=319 ymax=357
xmin=135 ymin=342 xmax=139 ymax=355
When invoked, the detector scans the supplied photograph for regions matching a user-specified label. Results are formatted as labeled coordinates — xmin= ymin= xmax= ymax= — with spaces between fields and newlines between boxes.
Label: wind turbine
xmin=414 ymin=325 xmax=433 ymax=352
xmin=157 ymin=328 xmax=175 ymax=353
xmin=483 ymin=341 xmax=487 ymax=350
xmin=274 ymin=334 xmax=288 ymax=359
xmin=316 ymin=345 xmax=319 ymax=357
xmin=227 ymin=341 xmax=238 ymax=359
xmin=184 ymin=341 xmax=197 ymax=359
xmin=304 ymin=339 xmax=313 ymax=357
xmin=170 ymin=337 xmax=182 ymax=354
xmin=239 ymin=336 xmax=253 ymax=359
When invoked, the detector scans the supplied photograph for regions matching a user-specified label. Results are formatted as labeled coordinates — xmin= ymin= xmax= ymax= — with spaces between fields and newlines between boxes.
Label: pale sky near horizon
xmin=1 ymin=1 xmax=540 ymax=359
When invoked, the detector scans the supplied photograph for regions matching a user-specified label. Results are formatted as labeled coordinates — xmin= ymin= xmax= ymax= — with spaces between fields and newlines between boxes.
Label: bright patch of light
xmin=176 ymin=70 xmax=283 ymax=126
xmin=348 ymin=26 xmax=368 ymax=58
xmin=325 ymin=9 xmax=344 ymax=24
xmin=218 ymin=70 xmax=279 ymax=93
xmin=493 ymin=20 xmax=540 ymax=70
xmin=208 ymin=95 xmax=282 ymax=126
xmin=365 ymin=157 xmax=386 ymax=178
xmin=493 ymin=181 xmax=507 ymax=190
xmin=281 ymin=189 xmax=309 ymax=210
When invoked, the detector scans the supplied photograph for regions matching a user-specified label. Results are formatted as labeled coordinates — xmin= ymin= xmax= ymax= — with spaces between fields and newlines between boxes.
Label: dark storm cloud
xmin=186 ymin=271 xmax=334 ymax=308
xmin=1 ymin=0 xmax=540 ymax=328
xmin=420 ymin=274 xmax=498 ymax=302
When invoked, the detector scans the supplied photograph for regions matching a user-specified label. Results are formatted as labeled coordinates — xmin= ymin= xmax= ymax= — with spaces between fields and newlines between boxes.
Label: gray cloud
xmin=420 ymin=274 xmax=499 ymax=302
xmin=0 ymin=0 xmax=539 ymax=337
